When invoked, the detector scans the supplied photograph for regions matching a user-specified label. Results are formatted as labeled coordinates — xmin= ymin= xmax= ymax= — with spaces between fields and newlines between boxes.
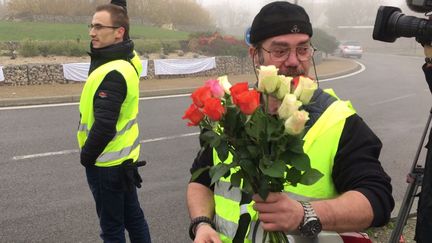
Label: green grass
xmin=0 ymin=20 xmax=190 ymax=41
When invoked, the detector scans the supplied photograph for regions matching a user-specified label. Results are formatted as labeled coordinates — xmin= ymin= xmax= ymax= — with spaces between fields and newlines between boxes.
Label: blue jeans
xmin=86 ymin=165 xmax=151 ymax=243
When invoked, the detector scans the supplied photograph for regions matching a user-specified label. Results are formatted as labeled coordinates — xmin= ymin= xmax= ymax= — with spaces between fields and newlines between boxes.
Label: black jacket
xmin=80 ymin=40 xmax=137 ymax=166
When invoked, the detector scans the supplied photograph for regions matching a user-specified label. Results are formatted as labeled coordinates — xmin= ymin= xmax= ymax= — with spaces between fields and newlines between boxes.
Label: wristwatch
xmin=298 ymin=201 xmax=322 ymax=238
xmin=425 ymin=57 xmax=432 ymax=64
xmin=188 ymin=216 xmax=215 ymax=240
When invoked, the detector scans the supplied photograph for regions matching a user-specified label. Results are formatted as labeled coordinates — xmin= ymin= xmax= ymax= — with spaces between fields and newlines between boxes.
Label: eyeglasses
xmin=261 ymin=45 xmax=315 ymax=62
xmin=88 ymin=24 xmax=120 ymax=31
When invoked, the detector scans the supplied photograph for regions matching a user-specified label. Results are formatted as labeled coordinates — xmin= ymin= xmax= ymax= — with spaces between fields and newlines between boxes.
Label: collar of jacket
xmin=88 ymin=39 xmax=135 ymax=74
xmin=303 ymin=88 xmax=337 ymax=133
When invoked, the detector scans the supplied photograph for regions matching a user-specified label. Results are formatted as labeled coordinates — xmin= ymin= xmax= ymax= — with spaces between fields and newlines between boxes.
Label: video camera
xmin=373 ymin=0 xmax=432 ymax=43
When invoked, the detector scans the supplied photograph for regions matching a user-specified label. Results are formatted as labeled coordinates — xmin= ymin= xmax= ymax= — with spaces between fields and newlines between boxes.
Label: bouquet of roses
xmin=182 ymin=65 xmax=323 ymax=243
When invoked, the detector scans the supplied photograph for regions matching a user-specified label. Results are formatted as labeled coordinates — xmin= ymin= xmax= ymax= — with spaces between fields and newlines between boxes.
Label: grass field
xmin=0 ymin=20 xmax=190 ymax=41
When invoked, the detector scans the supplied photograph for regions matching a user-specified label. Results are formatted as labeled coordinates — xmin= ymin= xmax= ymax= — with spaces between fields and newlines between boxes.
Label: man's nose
xmin=282 ymin=50 xmax=300 ymax=67
xmin=89 ymin=28 xmax=96 ymax=37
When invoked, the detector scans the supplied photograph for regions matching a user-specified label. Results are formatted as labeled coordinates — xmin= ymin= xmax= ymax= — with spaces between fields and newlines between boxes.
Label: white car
xmin=335 ymin=41 xmax=363 ymax=58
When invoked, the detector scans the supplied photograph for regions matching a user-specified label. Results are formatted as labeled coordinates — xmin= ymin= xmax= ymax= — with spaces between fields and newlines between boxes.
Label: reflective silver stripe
xmin=214 ymin=214 xmax=238 ymax=239
xmin=78 ymin=123 xmax=89 ymax=136
xmin=247 ymin=220 xmax=258 ymax=240
xmin=285 ymin=191 xmax=320 ymax=202
xmin=97 ymin=137 xmax=140 ymax=163
xmin=240 ymin=204 xmax=248 ymax=215
xmin=113 ymin=118 xmax=137 ymax=140
xmin=78 ymin=119 xmax=137 ymax=139
xmin=214 ymin=180 xmax=241 ymax=202
xmin=78 ymin=123 xmax=87 ymax=132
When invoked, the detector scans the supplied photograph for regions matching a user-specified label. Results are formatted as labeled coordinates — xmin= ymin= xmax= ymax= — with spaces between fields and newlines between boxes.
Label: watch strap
xmin=188 ymin=216 xmax=215 ymax=240
xmin=298 ymin=201 xmax=322 ymax=238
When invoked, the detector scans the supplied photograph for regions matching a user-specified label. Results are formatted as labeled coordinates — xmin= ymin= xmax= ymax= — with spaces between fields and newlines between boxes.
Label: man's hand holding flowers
xmin=183 ymin=65 xmax=322 ymax=242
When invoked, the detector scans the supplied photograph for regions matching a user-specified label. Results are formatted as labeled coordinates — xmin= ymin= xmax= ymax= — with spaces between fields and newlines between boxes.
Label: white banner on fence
xmin=0 ymin=66 xmax=4 ymax=82
xmin=62 ymin=60 xmax=148 ymax=82
xmin=154 ymin=57 xmax=216 ymax=75
xmin=62 ymin=63 xmax=90 ymax=82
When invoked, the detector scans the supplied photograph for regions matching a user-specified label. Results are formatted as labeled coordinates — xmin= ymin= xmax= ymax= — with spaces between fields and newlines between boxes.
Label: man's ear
xmin=249 ymin=46 xmax=259 ymax=66
xmin=116 ymin=27 xmax=126 ymax=40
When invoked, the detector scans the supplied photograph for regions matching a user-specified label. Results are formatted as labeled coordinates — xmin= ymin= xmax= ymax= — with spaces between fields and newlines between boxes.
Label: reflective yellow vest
xmin=77 ymin=54 xmax=142 ymax=167
xmin=212 ymin=89 xmax=356 ymax=242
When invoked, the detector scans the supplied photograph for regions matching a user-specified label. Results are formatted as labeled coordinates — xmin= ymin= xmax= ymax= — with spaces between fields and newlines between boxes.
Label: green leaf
xmin=285 ymin=167 xmax=302 ymax=186
xmin=246 ymin=145 xmax=259 ymax=159
xmin=259 ymin=159 xmax=285 ymax=178
xmin=230 ymin=171 xmax=243 ymax=188
xmin=288 ymin=138 xmax=306 ymax=154
xmin=200 ymin=130 xmax=221 ymax=148
xmin=257 ymin=178 xmax=270 ymax=200
xmin=224 ymin=106 xmax=240 ymax=135
xmin=266 ymin=116 xmax=283 ymax=139
xmin=239 ymin=159 xmax=258 ymax=177
xmin=209 ymin=163 xmax=232 ymax=185
xmin=215 ymin=139 xmax=229 ymax=161
xmin=241 ymin=176 xmax=255 ymax=195
xmin=291 ymin=153 xmax=311 ymax=171
xmin=300 ymin=168 xmax=324 ymax=186
xmin=190 ymin=166 xmax=210 ymax=182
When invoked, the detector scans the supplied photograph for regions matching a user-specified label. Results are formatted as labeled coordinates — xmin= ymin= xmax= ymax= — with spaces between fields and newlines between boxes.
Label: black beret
xmin=250 ymin=1 xmax=313 ymax=44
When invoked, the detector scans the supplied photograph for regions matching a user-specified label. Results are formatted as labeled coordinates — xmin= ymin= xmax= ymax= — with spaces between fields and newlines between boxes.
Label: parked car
xmin=335 ymin=41 xmax=363 ymax=58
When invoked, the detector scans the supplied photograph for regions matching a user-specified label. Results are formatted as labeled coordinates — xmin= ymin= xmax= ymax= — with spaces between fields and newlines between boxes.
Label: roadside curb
xmin=0 ymin=60 xmax=362 ymax=107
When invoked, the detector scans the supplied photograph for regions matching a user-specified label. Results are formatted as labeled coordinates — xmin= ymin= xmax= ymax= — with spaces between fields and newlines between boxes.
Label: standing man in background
xmin=77 ymin=0 xmax=151 ymax=242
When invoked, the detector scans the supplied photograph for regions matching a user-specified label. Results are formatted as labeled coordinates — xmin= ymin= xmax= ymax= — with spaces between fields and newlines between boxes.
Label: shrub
xmin=18 ymin=40 xmax=88 ymax=57
xmin=19 ymin=39 xmax=39 ymax=57
xmin=198 ymin=39 xmax=248 ymax=58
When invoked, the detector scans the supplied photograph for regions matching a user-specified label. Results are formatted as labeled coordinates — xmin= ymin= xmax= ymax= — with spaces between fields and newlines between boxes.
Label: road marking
xmin=0 ymin=94 xmax=191 ymax=111
xmin=369 ymin=93 xmax=416 ymax=106
xmin=12 ymin=132 xmax=199 ymax=161
xmin=319 ymin=60 xmax=366 ymax=82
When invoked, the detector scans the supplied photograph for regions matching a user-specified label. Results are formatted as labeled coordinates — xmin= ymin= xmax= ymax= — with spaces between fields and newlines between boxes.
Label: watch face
xmin=301 ymin=219 xmax=322 ymax=238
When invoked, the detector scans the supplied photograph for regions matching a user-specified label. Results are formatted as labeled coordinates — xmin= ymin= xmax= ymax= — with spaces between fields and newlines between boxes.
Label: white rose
xmin=293 ymin=76 xmax=318 ymax=105
xmin=258 ymin=65 xmax=278 ymax=82
xmin=217 ymin=75 xmax=232 ymax=95
xmin=275 ymin=76 xmax=292 ymax=100
xmin=284 ymin=110 xmax=310 ymax=135
xmin=258 ymin=76 xmax=280 ymax=94
xmin=258 ymin=65 xmax=280 ymax=93
xmin=277 ymin=94 xmax=301 ymax=120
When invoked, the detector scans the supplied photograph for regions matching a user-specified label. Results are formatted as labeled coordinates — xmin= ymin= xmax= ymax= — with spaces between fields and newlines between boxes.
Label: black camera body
xmin=373 ymin=0 xmax=432 ymax=43
xmin=407 ymin=0 xmax=432 ymax=13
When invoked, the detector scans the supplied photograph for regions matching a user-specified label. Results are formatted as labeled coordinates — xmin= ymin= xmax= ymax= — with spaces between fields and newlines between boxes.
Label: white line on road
xmin=0 ymin=94 xmax=190 ymax=111
xmin=369 ymin=93 xmax=416 ymax=106
xmin=319 ymin=60 xmax=366 ymax=83
xmin=12 ymin=132 xmax=199 ymax=161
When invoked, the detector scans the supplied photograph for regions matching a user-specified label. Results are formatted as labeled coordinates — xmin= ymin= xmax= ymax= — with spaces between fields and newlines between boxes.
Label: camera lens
xmin=373 ymin=6 xmax=432 ymax=43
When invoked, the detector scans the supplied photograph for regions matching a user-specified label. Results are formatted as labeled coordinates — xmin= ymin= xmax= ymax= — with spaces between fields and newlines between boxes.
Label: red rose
xmin=182 ymin=104 xmax=204 ymax=126
xmin=230 ymin=82 xmax=249 ymax=105
xmin=191 ymin=86 xmax=212 ymax=108
xmin=203 ymin=97 xmax=225 ymax=121
xmin=235 ymin=90 xmax=260 ymax=115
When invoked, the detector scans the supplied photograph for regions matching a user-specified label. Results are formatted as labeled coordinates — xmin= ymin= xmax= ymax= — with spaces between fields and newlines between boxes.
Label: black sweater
xmin=190 ymin=90 xmax=395 ymax=228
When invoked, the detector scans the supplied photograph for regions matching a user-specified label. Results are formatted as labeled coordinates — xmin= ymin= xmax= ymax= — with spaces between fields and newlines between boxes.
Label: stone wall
xmin=1 ymin=56 xmax=255 ymax=86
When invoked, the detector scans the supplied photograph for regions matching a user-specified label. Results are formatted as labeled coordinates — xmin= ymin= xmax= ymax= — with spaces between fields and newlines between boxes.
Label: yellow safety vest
xmin=212 ymin=89 xmax=356 ymax=242
xmin=77 ymin=54 xmax=142 ymax=167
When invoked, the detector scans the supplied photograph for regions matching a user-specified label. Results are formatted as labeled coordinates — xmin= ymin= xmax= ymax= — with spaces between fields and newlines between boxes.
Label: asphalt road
xmin=0 ymin=52 xmax=430 ymax=242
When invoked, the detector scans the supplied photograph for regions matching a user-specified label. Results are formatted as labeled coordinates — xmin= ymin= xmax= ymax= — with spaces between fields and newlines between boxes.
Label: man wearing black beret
xmin=187 ymin=1 xmax=394 ymax=242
